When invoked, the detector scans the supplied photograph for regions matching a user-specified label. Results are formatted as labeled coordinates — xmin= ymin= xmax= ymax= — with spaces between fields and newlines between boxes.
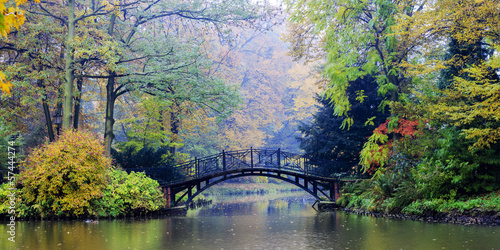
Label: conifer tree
xmin=298 ymin=75 xmax=388 ymax=176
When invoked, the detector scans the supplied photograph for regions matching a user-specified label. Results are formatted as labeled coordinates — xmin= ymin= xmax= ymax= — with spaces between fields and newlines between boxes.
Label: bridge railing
xmin=124 ymin=148 xmax=361 ymax=184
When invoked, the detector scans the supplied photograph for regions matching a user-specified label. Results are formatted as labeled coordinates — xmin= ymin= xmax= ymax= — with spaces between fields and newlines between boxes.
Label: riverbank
xmin=336 ymin=189 xmax=500 ymax=226
xmin=340 ymin=207 xmax=500 ymax=226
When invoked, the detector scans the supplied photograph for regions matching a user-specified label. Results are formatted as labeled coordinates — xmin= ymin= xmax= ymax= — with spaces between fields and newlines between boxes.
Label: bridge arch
xmin=125 ymin=149 xmax=354 ymax=207
xmin=162 ymin=168 xmax=341 ymax=207
xmin=183 ymin=173 xmax=322 ymax=205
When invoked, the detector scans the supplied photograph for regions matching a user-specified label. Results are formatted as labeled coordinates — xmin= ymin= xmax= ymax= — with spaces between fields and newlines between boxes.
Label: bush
xmin=0 ymin=181 xmax=32 ymax=218
xmin=411 ymin=157 xmax=493 ymax=199
xmin=93 ymin=169 xmax=166 ymax=217
xmin=20 ymin=130 xmax=111 ymax=218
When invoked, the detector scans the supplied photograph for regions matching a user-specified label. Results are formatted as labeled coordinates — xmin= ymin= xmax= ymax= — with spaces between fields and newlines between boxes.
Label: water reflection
xmin=1 ymin=194 xmax=499 ymax=249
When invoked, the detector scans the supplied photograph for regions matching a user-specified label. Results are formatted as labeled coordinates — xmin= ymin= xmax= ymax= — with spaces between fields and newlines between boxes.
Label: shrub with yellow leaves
xmin=20 ymin=129 xmax=111 ymax=218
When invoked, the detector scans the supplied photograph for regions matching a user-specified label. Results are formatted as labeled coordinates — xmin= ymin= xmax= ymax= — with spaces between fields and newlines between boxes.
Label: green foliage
xmin=298 ymin=75 xmax=388 ymax=176
xmin=412 ymin=157 xmax=496 ymax=199
xmin=112 ymin=144 xmax=185 ymax=183
xmin=0 ymin=180 xmax=32 ymax=218
xmin=402 ymin=192 xmax=500 ymax=215
xmin=118 ymin=96 xmax=178 ymax=151
xmin=112 ymin=144 xmax=173 ymax=168
xmin=0 ymin=118 xmax=23 ymax=177
xmin=290 ymin=0 xmax=500 ymax=218
xmin=20 ymin=130 xmax=111 ymax=217
xmin=0 ymin=182 xmax=15 ymax=215
xmin=439 ymin=192 xmax=500 ymax=212
xmin=286 ymin=0 xmax=409 ymax=129
xmin=93 ymin=170 xmax=166 ymax=217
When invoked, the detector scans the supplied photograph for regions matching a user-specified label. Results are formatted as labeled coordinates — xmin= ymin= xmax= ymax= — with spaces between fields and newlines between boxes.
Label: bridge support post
xmin=169 ymin=188 xmax=176 ymax=208
xmin=196 ymin=157 xmax=199 ymax=178
xmin=163 ymin=187 xmax=171 ymax=208
xmin=277 ymin=148 xmax=281 ymax=169
xmin=329 ymin=184 xmax=334 ymax=201
xmin=250 ymin=147 xmax=254 ymax=168
xmin=334 ymin=181 xmax=341 ymax=202
xmin=222 ymin=150 xmax=226 ymax=171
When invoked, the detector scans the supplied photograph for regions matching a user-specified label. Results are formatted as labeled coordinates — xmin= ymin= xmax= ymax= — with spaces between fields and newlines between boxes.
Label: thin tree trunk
xmin=73 ymin=76 xmax=83 ymax=129
xmin=103 ymin=14 xmax=117 ymax=154
xmin=169 ymin=110 xmax=180 ymax=156
xmin=63 ymin=0 xmax=76 ymax=129
xmin=104 ymin=74 xmax=116 ymax=154
xmin=39 ymin=79 xmax=55 ymax=142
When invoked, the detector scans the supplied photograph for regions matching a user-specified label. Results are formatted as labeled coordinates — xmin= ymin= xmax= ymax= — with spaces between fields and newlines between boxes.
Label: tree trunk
xmin=104 ymin=74 xmax=116 ymax=154
xmin=63 ymin=0 xmax=76 ymax=129
xmin=169 ymin=110 xmax=180 ymax=156
xmin=40 ymin=79 xmax=55 ymax=142
xmin=103 ymin=14 xmax=117 ymax=154
xmin=73 ymin=76 xmax=83 ymax=129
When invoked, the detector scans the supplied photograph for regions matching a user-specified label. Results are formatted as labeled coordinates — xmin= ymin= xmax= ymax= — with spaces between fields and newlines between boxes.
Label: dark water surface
xmin=2 ymin=194 xmax=499 ymax=249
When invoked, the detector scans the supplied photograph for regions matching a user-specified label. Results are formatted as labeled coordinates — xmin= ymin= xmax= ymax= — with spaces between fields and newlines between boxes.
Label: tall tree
xmin=0 ymin=6 xmax=65 ymax=143
xmin=95 ymin=0 xmax=273 ymax=153
xmin=285 ymin=0 xmax=423 ymax=129
xmin=398 ymin=0 xmax=500 ymax=151
xmin=298 ymin=75 xmax=388 ymax=176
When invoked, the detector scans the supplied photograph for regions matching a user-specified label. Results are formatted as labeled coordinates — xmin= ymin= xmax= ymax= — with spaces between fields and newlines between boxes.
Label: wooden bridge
xmin=125 ymin=148 xmax=360 ymax=207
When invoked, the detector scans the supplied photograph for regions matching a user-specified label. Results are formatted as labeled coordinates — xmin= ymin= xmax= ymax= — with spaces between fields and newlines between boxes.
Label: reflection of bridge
xmin=125 ymin=148 xmax=359 ymax=207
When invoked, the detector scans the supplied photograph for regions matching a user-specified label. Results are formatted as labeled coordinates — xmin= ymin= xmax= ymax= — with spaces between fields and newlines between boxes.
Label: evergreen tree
xmin=438 ymin=37 xmax=497 ymax=89
xmin=298 ymin=75 xmax=388 ymax=176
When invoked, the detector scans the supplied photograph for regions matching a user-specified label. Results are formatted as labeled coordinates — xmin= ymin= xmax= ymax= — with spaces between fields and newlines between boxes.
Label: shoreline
xmin=338 ymin=207 xmax=500 ymax=226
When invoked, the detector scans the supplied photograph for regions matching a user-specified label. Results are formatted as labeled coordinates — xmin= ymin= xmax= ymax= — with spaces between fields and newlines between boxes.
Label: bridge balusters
xmin=195 ymin=157 xmax=199 ymax=178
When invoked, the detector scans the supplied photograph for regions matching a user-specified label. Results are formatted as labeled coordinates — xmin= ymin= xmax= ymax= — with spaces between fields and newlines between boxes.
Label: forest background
xmin=0 ymin=0 xmax=499 ymax=218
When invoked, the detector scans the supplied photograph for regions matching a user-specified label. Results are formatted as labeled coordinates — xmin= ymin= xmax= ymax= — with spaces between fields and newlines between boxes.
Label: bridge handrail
xmin=124 ymin=148 xmax=361 ymax=185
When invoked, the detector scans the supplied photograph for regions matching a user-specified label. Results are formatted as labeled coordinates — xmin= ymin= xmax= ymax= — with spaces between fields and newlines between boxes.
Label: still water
xmin=2 ymin=193 xmax=499 ymax=249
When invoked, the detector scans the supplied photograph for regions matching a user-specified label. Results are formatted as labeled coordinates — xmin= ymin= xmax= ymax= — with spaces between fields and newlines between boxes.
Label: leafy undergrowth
xmin=338 ymin=184 xmax=500 ymax=218
xmin=402 ymin=191 xmax=500 ymax=215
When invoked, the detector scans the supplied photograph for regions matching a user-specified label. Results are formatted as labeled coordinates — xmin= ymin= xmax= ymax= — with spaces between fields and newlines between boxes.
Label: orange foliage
xmin=375 ymin=118 xmax=421 ymax=138
xmin=361 ymin=118 xmax=422 ymax=173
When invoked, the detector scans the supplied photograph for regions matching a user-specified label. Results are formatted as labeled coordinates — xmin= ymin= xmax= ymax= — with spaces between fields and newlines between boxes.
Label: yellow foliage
xmin=427 ymin=64 xmax=500 ymax=150
xmin=0 ymin=72 xmax=13 ymax=95
xmin=395 ymin=0 xmax=500 ymax=150
xmin=21 ymin=130 xmax=111 ymax=217
xmin=0 ymin=0 xmax=40 ymax=95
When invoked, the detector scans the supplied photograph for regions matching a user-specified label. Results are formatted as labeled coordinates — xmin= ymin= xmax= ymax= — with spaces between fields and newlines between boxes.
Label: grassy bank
xmin=337 ymin=179 xmax=500 ymax=226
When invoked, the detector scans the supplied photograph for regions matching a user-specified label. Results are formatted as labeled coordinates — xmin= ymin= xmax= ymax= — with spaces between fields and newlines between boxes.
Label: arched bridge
xmin=125 ymin=148 xmax=360 ymax=207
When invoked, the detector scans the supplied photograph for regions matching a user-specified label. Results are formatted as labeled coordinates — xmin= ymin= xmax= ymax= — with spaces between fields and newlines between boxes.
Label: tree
xmin=285 ymin=0 xmax=423 ymax=129
xmin=298 ymin=75 xmax=388 ymax=176
xmin=19 ymin=0 xmax=274 ymax=155
xmin=211 ymin=25 xmax=320 ymax=151
xmin=90 ymin=0 xmax=273 ymax=153
xmin=399 ymin=0 xmax=500 ymax=151
xmin=0 ymin=8 xmax=66 ymax=142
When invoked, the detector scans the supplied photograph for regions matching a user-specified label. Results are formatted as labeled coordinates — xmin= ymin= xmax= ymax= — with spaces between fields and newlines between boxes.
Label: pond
xmin=2 ymin=192 xmax=499 ymax=249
